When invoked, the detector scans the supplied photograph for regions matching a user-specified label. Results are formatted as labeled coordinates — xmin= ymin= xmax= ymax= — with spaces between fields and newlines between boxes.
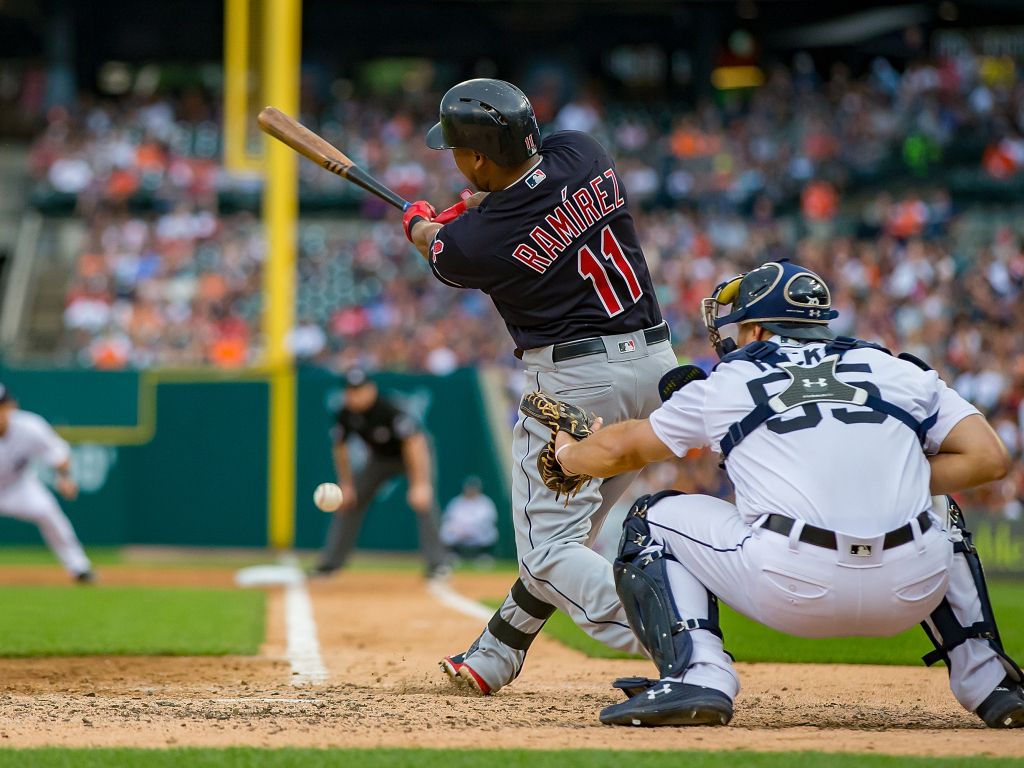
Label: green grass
xmin=0 ymin=547 xmax=121 ymax=566
xmin=0 ymin=545 xmax=522 ymax=573
xmin=0 ymin=587 xmax=265 ymax=657
xmin=535 ymin=580 xmax=1024 ymax=666
xmin=0 ymin=751 xmax=1020 ymax=768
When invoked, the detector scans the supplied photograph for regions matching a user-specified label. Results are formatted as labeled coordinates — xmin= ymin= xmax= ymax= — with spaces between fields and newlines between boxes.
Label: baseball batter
xmin=0 ymin=385 xmax=93 ymax=582
xmin=551 ymin=260 xmax=1023 ymax=728
xmin=401 ymin=79 xmax=676 ymax=693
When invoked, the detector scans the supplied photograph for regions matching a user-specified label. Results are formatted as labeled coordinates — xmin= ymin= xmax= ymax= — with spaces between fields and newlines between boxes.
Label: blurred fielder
xmin=0 ymin=384 xmax=93 ymax=582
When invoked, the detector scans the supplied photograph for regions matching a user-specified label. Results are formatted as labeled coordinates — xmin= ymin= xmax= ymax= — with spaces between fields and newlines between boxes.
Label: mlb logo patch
xmin=525 ymin=168 xmax=546 ymax=189
xmin=430 ymin=238 xmax=444 ymax=261
xmin=618 ymin=340 xmax=636 ymax=354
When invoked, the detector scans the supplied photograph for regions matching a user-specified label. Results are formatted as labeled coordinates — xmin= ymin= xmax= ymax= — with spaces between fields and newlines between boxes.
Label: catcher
xmin=538 ymin=260 xmax=1023 ymax=728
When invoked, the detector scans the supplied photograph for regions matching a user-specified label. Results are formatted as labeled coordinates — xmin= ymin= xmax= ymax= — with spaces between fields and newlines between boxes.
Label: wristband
xmin=404 ymin=215 xmax=427 ymax=240
xmin=554 ymin=443 xmax=575 ymax=474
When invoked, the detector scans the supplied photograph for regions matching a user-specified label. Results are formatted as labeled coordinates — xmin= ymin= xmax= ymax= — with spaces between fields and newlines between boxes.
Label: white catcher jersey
xmin=650 ymin=337 xmax=978 ymax=537
xmin=0 ymin=410 xmax=71 ymax=488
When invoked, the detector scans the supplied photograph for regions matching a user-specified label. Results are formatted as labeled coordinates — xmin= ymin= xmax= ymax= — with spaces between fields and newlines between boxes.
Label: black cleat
xmin=74 ymin=570 xmax=95 ymax=585
xmin=612 ymin=676 xmax=659 ymax=700
xmin=306 ymin=565 xmax=337 ymax=579
xmin=600 ymin=681 xmax=733 ymax=727
xmin=976 ymin=678 xmax=1024 ymax=728
xmin=426 ymin=563 xmax=453 ymax=582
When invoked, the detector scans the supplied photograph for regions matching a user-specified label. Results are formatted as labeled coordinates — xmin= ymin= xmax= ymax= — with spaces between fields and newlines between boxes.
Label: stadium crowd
xmin=25 ymin=51 xmax=1024 ymax=517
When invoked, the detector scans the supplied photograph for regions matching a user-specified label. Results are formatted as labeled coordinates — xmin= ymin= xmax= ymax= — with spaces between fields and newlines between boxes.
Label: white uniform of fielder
xmin=0 ymin=405 xmax=92 ymax=579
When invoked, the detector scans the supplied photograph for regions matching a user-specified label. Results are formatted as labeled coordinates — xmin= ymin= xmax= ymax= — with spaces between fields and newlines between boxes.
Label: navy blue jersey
xmin=428 ymin=131 xmax=662 ymax=351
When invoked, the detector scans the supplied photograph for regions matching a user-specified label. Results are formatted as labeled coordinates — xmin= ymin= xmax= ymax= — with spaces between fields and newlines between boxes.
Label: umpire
xmin=313 ymin=369 xmax=450 ymax=578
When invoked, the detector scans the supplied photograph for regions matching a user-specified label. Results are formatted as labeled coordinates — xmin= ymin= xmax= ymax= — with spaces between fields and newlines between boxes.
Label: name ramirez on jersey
xmin=511 ymin=166 xmax=625 ymax=274
xmin=427 ymin=131 xmax=661 ymax=351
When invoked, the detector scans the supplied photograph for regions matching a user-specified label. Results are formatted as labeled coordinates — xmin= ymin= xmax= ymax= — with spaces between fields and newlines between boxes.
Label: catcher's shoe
xmin=439 ymin=653 xmax=492 ymax=695
xmin=976 ymin=677 xmax=1024 ymax=728
xmin=612 ymin=676 xmax=659 ymax=699
xmin=600 ymin=681 xmax=732 ymax=727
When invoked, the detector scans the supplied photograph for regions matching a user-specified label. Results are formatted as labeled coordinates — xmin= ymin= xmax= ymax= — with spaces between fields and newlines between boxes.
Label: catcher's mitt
xmin=519 ymin=391 xmax=596 ymax=504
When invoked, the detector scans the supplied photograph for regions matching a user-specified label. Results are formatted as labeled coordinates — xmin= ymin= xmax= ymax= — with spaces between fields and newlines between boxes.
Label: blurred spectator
xmin=439 ymin=476 xmax=498 ymax=565
xmin=22 ymin=51 xmax=1024 ymax=520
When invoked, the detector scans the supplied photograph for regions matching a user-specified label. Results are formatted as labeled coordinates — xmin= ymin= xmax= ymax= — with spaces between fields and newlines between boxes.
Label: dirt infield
xmin=0 ymin=565 xmax=1019 ymax=756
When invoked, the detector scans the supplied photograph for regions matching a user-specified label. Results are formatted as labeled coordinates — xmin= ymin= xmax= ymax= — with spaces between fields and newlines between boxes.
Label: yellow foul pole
xmin=223 ymin=0 xmax=252 ymax=173
xmin=261 ymin=0 xmax=301 ymax=548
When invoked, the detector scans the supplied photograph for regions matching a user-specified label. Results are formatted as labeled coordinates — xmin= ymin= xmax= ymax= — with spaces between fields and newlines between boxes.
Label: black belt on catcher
xmin=759 ymin=511 xmax=932 ymax=551
xmin=516 ymin=322 xmax=670 ymax=363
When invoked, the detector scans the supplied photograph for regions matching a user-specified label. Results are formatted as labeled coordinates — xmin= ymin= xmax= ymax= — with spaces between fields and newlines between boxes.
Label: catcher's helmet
xmin=702 ymin=261 xmax=838 ymax=355
xmin=426 ymin=79 xmax=541 ymax=167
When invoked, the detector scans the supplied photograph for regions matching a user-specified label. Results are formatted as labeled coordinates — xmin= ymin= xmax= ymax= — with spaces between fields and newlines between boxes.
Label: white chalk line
xmin=426 ymin=577 xmax=494 ymax=621
xmin=279 ymin=554 xmax=329 ymax=686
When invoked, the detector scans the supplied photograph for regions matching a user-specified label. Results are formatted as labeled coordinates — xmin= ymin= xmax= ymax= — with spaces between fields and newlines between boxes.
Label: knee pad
xmin=921 ymin=497 xmax=1022 ymax=684
xmin=614 ymin=493 xmax=722 ymax=679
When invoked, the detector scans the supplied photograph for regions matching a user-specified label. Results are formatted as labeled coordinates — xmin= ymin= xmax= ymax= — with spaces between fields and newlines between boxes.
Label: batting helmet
xmin=425 ymin=79 xmax=541 ymax=167
xmin=702 ymin=261 xmax=838 ymax=356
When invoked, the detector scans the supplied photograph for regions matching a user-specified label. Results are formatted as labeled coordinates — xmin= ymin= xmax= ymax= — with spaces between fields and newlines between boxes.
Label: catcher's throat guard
xmin=702 ymin=275 xmax=743 ymax=360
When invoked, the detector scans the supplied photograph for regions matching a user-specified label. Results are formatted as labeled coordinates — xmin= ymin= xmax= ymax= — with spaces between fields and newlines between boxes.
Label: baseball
xmin=313 ymin=482 xmax=344 ymax=512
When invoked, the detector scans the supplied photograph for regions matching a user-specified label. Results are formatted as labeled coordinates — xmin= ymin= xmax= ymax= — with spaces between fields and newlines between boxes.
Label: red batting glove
xmin=434 ymin=199 xmax=467 ymax=225
xmin=433 ymin=189 xmax=476 ymax=225
xmin=402 ymin=200 xmax=437 ymax=242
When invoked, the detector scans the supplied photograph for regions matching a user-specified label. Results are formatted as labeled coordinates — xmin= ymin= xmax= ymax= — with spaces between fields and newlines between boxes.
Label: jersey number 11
xmin=578 ymin=226 xmax=643 ymax=317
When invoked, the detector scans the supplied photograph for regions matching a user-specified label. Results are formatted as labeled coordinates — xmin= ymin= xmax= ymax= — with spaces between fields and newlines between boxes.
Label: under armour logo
xmin=802 ymin=378 xmax=828 ymax=388
xmin=808 ymin=309 xmax=822 ymax=317
xmin=647 ymin=683 xmax=673 ymax=699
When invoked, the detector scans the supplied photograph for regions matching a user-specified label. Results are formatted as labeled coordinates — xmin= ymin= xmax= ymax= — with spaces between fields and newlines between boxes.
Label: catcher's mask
xmin=701 ymin=260 xmax=838 ymax=359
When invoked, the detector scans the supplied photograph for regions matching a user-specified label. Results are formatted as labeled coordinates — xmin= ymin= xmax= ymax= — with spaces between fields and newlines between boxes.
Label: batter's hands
xmin=55 ymin=474 xmax=78 ymax=501
xmin=402 ymin=200 xmax=437 ymax=242
xmin=434 ymin=190 xmax=489 ymax=225
xmin=407 ymin=481 xmax=434 ymax=514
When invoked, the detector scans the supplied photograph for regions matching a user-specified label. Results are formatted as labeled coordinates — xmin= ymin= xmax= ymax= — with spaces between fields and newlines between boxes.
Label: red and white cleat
xmin=439 ymin=653 xmax=492 ymax=695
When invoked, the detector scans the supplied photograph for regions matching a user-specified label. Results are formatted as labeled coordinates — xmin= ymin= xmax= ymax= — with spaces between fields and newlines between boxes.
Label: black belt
xmin=522 ymin=322 xmax=669 ymax=363
xmin=759 ymin=511 xmax=932 ymax=551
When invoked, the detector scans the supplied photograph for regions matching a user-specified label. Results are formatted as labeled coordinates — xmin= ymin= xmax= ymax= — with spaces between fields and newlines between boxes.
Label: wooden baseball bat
xmin=256 ymin=106 xmax=411 ymax=211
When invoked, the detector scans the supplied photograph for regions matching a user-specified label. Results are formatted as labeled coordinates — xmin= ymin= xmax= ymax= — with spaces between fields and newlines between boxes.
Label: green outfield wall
xmin=0 ymin=365 xmax=514 ymax=558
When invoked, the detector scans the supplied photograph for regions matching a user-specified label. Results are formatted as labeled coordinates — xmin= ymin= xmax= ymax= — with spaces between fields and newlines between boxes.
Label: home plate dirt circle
xmin=0 ymin=567 xmax=1018 ymax=756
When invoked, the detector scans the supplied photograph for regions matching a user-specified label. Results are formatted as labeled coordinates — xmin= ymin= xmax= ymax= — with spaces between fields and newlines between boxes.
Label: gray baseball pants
xmin=318 ymin=454 xmax=447 ymax=573
xmin=460 ymin=328 xmax=678 ymax=691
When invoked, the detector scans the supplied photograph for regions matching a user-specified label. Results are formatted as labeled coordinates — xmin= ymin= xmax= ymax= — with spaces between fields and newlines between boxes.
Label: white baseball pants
xmin=0 ymin=477 xmax=91 ymax=575
xmin=644 ymin=493 xmax=1003 ymax=711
